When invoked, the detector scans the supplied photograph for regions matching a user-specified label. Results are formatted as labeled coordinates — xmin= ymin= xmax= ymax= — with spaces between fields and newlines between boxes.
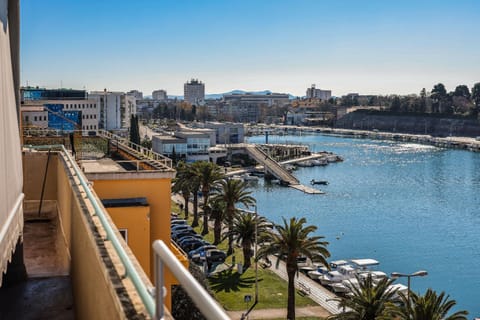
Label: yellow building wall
xmin=106 ymin=206 xmax=151 ymax=276
xmin=91 ymin=177 xmax=187 ymax=309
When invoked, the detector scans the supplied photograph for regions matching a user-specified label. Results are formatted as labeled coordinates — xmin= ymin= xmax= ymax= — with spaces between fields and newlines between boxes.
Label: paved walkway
xmin=227 ymin=306 xmax=330 ymax=319
xmin=265 ymin=258 xmax=343 ymax=315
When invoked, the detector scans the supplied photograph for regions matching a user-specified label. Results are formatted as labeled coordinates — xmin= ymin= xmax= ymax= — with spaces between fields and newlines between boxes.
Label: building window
xmin=44 ymin=116 xmax=47 ymax=121
xmin=34 ymin=116 xmax=37 ymax=121
xmin=119 ymin=229 xmax=128 ymax=243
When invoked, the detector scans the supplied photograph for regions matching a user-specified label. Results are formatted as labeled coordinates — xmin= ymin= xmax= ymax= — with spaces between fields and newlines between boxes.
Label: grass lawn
xmin=171 ymin=200 xmax=319 ymax=311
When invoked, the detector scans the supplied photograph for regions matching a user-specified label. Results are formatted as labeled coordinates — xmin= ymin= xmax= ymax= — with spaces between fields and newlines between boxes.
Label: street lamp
xmin=391 ymin=270 xmax=428 ymax=304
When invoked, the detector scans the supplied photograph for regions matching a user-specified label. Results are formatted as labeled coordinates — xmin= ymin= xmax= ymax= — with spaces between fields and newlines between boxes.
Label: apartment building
xmin=184 ymin=79 xmax=205 ymax=105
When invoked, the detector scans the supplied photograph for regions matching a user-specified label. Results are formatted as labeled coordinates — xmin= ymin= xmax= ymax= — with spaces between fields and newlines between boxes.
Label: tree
xmin=390 ymin=96 xmax=401 ymax=112
xmin=192 ymin=161 xmax=224 ymax=235
xmin=431 ymin=83 xmax=448 ymax=113
xmin=209 ymin=197 xmax=226 ymax=245
xmin=472 ymin=82 xmax=480 ymax=109
xmin=328 ymin=275 xmax=397 ymax=320
xmin=453 ymin=85 xmax=471 ymax=99
xmin=226 ymin=210 xmax=268 ymax=269
xmin=172 ymin=162 xmax=192 ymax=219
xmin=258 ymin=217 xmax=330 ymax=320
xmin=386 ymin=288 xmax=468 ymax=320
xmin=213 ymin=178 xmax=256 ymax=255
xmin=129 ymin=115 xmax=141 ymax=145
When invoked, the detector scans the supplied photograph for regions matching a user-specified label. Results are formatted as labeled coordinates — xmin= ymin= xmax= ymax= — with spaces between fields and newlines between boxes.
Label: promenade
xmin=171 ymin=194 xmax=337 ymax=318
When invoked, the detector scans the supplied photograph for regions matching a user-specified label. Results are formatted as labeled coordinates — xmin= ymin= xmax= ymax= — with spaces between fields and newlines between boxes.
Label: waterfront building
xmin=306 ymin=84 xmax=332 ymax=101
xmin=184 ymin=79 xmax=205 ymax=105
xmin=190 ymin=121 xmax=245 ymax=144
xmin=152 ymin=130 xmax=212 ymax=162
xmin=152 ymin=89 xmax=168 ymax=101
xmin=89 ymin=90 xmax=136 ymax=132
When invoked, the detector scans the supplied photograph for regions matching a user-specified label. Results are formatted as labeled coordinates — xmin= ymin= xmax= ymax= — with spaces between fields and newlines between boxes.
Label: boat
xmin=311 ymin=159 xmax=328 ymax=166
xmin=310 ymin=179 xmax=329 ymax=185
xmin=296 ymin=160 xmax=314 ymax=167
xmin=308 ymin=259 xmax=348 ymax=280
xmin=240 ymin=173 xmax=259 ymax=182
xmin=319 ymin=265 xmax=356 ymax=285
xmin=350 ymin=258 xmax=380 ymax=271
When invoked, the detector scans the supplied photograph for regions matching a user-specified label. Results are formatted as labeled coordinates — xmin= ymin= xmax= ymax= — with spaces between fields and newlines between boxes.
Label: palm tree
xmin=213 ymin=178 xmax=255 ymax=255
xmin=226 ymin=210 xmax=268 ymax=270
xmin=328 ymin=275 xmax=397 ymax=320
xmin=386 ymin=289 xmax=468 ymax=320
xmin=209 ymin=197 xmax=226 ymax=245
xmin=172 ymin=162 xmax=192 ymax=219
xmin=192 ymin=161 xmax=224 ymax=235
xmin=258 ymin=217 xmax=330 ymax=320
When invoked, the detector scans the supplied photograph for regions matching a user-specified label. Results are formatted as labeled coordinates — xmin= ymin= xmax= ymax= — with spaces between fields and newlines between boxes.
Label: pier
xmin=225 ymin=143 xmax=336 ymax=194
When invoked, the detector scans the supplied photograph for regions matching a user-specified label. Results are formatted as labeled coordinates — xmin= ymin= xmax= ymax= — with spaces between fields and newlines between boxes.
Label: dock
xmin=290 ymin=184 xmax=325 ymax=194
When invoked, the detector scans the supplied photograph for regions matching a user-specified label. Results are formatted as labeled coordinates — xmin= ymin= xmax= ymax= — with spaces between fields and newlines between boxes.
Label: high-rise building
xmin=306 ymin=84 xmax=332 ymax=101
xmin=127 ymin=90 xmax=143 ymax=100
xmin=89 ymin=90 xmax=136 ymax=131
xmin=152 ymin=89 xmax=167 ymax=101
xmin=183 ymin=79 xmax=205 ymax=105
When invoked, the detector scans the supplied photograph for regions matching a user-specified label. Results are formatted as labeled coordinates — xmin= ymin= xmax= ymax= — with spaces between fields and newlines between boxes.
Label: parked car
xmin=172 ymin=230 xmax=196 ymax=242
xmin=177 ymin=235 xmax=203 ymax=247
xmin=171 ymin=219 xmax=188 ymax=226
xmin=191 ymin=249 xmax=226 ymax=264
xmin=188 ymin=245 xmax=217 ymax=258
xmin=177 ymin=234 xmax=203 ymax=246
xmin=171 ymin=224 xmax=193 ymax=233
xmin=182 ymin=240 xmax=210 ymax=253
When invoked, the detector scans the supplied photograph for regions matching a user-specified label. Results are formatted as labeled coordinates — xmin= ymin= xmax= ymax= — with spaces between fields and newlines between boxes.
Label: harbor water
xmin=247 ymin=133 xmax=480 ymax=315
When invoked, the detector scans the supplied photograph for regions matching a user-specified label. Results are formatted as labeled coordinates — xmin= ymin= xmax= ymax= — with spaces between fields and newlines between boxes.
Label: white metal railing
xmin=97 ymin=130 xmax=173 ymax=170
xmin=24 ymin=144 xmax=156 ymax=317
xmin=152 ymin=240 xmax=230 ymax=320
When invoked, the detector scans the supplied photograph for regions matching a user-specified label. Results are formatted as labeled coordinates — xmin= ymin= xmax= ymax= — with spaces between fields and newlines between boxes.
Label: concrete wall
xmin=23 ymin=151 xmax=148 ymax=319
xmin=106 ymin=206 xmax=151 ymax=277
xmin=91 ymin=177 xmax=188 ymax=309
xmin=336 ymin=111 xmax=480 ymax=137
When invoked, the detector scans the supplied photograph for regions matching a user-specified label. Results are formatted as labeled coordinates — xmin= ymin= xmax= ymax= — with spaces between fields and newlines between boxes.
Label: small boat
xmin=296 ymin=160 xmax=314 ymax=167
xmin=311 ymin=179 xmax=329 ymax=185
xmin=319 ymin=265 xmax=356 ymax=286
xmin=240 ymin=173 xmax=259 ymax=182
xmin=311 ymin=159 xmax=328 ymax=166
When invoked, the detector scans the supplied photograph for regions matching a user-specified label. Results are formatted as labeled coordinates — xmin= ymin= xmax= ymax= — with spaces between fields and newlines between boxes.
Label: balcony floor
xmin=0 ymin=276 xmax=74 ymax=320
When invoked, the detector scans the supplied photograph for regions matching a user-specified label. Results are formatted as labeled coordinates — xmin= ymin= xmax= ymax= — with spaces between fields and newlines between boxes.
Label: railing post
xmin=155 ymin=254 xmax=165 ymax=320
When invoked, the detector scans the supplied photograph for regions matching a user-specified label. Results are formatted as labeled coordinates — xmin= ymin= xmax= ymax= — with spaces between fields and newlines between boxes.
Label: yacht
xmin=319 ymin=265 xmax=356 ymax=285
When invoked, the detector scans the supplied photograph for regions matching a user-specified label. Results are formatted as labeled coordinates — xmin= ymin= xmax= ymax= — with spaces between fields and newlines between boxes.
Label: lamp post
xmin=391 ymin=270 xmax=428 ymax=305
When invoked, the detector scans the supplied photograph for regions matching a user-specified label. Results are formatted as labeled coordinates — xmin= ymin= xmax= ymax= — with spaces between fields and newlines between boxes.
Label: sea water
xmin=247 ymin=133 xmax=480 ymax=315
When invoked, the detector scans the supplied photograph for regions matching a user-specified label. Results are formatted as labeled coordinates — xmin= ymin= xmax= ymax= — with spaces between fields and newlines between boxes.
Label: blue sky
xmin=21 ymin=0 xmax=480 ymax=96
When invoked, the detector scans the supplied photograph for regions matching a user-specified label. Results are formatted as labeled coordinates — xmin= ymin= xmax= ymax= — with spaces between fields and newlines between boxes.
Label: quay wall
xmin=335 ymin=111 xmax=480 ymax=137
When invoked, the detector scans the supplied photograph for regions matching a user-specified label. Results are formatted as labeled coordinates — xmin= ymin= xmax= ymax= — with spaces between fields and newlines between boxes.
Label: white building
xmin=21 ymin=99 xmax=99 ymax=134
xmin=306 ymin=84 xmax=331 ymax=101
xmin=189 ymin=121 xmax=244 ymax=144
xmin=152 ymin=90 xmax=167 ymax=101
xmin=89 ymin=91 xmax=136 ymax=132
xmin=127 ymin=90 xmax=143 ymax=100
xmin=184 ymin=79 xmax=205 ymax=105
xmin=223 ymin=92 xmax=290 ymax=107
xmin=152 ymin=131 xmax=211 ymax=162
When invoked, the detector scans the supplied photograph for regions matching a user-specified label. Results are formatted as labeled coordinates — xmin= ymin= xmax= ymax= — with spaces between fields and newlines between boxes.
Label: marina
xmin=247 ymin=132 xmax=480 ymax=315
